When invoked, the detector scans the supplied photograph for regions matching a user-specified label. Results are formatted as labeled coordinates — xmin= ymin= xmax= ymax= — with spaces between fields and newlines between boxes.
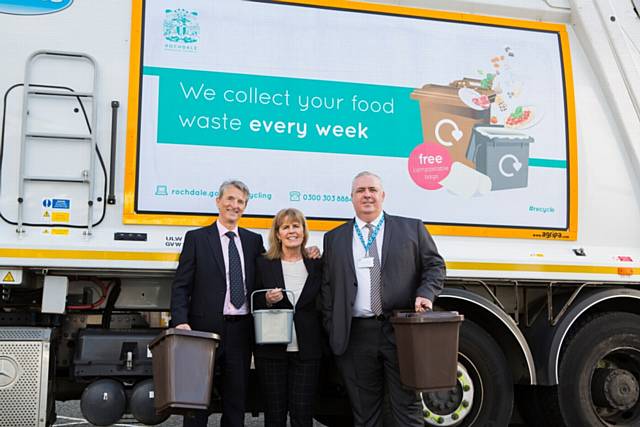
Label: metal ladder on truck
xmin=16 ymin=50 xmax=98 ymax=236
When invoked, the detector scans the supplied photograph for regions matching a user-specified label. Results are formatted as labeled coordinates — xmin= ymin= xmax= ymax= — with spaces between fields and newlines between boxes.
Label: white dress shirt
xmin=217 ymin=221 xmax=248 ymax=315
xmin=352 ymin=212 xmax=384 ymax=317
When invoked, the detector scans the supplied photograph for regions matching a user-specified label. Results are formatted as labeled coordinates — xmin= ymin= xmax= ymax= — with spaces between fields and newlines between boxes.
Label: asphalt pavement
xmin=54 ymin=400 xmax=326 ymax=426
xmin=55 ymin=400 xmax=527 ymax=426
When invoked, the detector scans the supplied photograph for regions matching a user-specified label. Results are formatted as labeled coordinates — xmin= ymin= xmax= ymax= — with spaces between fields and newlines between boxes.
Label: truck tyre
xmin=554 ymin=312 xmax=640 ymax=426
xmin=422 ymin=319 xmax=513 ymax=426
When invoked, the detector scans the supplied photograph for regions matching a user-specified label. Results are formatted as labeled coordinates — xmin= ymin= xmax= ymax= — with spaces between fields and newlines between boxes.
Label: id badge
xmin=357 ymin=257 xmax=374 ymax=268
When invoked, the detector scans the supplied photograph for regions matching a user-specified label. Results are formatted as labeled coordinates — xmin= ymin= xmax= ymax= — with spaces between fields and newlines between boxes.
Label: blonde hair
xmin=265 ymin=208 xmax=309 ymax=260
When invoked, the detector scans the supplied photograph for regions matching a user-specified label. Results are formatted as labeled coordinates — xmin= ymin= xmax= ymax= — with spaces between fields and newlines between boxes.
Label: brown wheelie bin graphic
xmin=411 ymin=78 xmax=495 ymax=168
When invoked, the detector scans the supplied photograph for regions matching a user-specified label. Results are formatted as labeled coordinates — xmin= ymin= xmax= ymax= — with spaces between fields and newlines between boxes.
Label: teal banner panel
xmin=145 ymin=66 xmax=423 ymax=158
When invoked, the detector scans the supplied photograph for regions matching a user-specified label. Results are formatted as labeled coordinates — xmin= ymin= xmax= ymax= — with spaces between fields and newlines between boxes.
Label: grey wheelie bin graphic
xmin=467 ymin=126 xmax=534 ymax=190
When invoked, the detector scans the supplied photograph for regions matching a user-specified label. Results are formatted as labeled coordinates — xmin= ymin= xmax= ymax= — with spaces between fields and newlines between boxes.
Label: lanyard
xmin=354 ymin=216 xmax=384 ymax=254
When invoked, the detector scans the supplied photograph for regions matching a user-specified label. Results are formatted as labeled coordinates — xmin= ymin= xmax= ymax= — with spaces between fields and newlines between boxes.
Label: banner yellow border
xmin=123 ymin=0 xmax=578 ymax=239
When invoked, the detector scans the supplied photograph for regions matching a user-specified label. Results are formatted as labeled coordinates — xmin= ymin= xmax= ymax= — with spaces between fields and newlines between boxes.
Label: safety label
xmin=0 ymin=270 xmax=22 ymax=285
xmin=52 ymin=199 xmax=71 ymax=209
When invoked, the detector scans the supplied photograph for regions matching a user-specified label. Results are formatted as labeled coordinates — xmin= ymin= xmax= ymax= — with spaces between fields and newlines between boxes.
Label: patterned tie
xmin=226 ymin=231 xmax=245 ymax=309
xmin=365 ymin=223 xmax=383 ymax=316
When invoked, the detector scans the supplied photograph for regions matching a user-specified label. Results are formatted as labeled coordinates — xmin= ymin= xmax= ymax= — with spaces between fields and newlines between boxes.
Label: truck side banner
xmin=124 ymin=0 xmax=578 ymax=240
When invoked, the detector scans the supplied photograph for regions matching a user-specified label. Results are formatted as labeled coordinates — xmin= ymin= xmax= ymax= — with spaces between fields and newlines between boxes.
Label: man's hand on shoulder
xmin=415 ymin=297 xmax=432 ymax=313
xmin=306 ymin=245 xmax=321 ymax=259
xmin=175 ymin=323 xmax=191 ymax=330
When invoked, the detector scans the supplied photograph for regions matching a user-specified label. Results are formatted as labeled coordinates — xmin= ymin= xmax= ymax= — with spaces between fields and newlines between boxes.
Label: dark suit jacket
xmin=321 ymin=213 xmax=446 ymax=356
xmin=253 ymin=256 xmax=324 ymax=360
xmin=170 ymin=222 xmax=264 ymax=336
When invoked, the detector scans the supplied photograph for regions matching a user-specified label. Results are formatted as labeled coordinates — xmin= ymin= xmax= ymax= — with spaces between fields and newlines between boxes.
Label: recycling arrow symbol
xmin=499 ymin=154 xmax=522 ymax=177
xmin=435 ymin=118 xmax=463 ymax=147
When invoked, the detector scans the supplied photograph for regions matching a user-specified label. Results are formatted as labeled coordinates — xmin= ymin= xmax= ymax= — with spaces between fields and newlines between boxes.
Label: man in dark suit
xmin=321 ymin=171 xmax=446 ymax=426
xmin=171 ymin=180 xmax=264 ymax=427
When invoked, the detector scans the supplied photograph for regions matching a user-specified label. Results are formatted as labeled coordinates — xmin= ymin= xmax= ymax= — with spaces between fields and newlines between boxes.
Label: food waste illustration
xmin=408 ymin=46 xmax=539 ymax=197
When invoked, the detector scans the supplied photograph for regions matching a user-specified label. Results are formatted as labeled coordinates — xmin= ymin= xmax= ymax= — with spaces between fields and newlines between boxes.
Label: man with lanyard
xmin=321 ymin=171 xmax=446 ymax=426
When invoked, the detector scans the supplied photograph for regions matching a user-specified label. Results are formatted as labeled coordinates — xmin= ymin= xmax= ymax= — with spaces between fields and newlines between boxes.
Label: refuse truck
xmin=1 ymin=0 xmax=639 ymax=426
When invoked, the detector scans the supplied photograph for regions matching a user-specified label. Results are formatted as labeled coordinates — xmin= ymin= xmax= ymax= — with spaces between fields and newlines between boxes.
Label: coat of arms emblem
xmin=163 ymin=8 xmax=200 ymax=44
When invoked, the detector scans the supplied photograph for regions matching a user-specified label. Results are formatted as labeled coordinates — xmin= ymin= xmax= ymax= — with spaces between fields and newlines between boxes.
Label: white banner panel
xmin=127 ymin=0 xmax=576 ymax=238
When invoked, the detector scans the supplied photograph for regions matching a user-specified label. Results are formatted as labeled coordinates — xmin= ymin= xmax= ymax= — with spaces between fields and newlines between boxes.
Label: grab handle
xmin=250 ymin=289 xmax=296 ymax=314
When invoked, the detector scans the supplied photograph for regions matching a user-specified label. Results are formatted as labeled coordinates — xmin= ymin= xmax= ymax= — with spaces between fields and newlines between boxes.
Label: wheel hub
xmin=423 ymin=364 xmax=474 ymax=426
xmin=423 ymin=386 xmax=462 ymax=414
xmin=592 ymin=368 xmax=640 ymax=411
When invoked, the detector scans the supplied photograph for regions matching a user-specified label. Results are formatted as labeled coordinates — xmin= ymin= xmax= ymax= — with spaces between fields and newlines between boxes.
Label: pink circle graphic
xmin=407 ymin=142 xmax=452 ymax=190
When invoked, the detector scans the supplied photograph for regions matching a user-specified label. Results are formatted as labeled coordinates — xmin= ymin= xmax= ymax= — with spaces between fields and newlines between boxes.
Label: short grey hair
xmin=218 ymin=180 xmax=250 ymax=200
xmin=351 ymin=171 xmax=384 ymax=192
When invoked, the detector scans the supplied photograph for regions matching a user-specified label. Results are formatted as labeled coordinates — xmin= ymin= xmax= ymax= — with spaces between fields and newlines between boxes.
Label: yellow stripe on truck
xmin=0 ymin=248 xmax=179 ymax=262
xmin=0 ymin=249 xmax=636 ymax=276
xmin=447 ymin=262 xmax=637 ymax=276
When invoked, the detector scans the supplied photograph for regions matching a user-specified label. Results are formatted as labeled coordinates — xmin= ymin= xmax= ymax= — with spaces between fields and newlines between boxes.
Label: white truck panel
xmin=0 ymin=0 xmax=638 ymax=282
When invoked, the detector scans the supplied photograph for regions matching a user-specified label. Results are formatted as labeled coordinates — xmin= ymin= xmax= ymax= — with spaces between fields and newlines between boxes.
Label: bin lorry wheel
xmin=553 ymin=312 xmax=640 ymax=427
xmin=421 ymin=319 xmax=513 ymax=426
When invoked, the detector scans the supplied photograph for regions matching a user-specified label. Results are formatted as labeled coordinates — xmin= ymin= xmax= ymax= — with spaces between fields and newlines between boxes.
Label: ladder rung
xmin=28 ymin=90 xmax=93 ymax=98
xmin=24 ymin=175 xmax=88 ymax=183
xmin=25 ymin=132 xmax=92 ymax=141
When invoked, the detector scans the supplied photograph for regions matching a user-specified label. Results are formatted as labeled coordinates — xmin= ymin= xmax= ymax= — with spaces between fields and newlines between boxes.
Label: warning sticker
xmin=0 ymin=270 xmax=22 ymax=285
xmin=43 ymin=228 xmax=70 ymax=236
xmin=51 ymin=212 xmax=70 ymax=223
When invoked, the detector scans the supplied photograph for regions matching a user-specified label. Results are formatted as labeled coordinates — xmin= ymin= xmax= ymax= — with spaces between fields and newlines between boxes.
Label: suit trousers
xmin=183 ymin=316 xmax=253 ymax=427
xmin=336 ymin=318 xmax=423 ymax=427
xmin=256 ymin=352 xmax=321 ymax=427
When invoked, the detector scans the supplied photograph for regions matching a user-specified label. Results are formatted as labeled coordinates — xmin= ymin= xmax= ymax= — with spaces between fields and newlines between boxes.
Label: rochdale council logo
xmin=163 ymin=8 xmax=200 ymax=52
